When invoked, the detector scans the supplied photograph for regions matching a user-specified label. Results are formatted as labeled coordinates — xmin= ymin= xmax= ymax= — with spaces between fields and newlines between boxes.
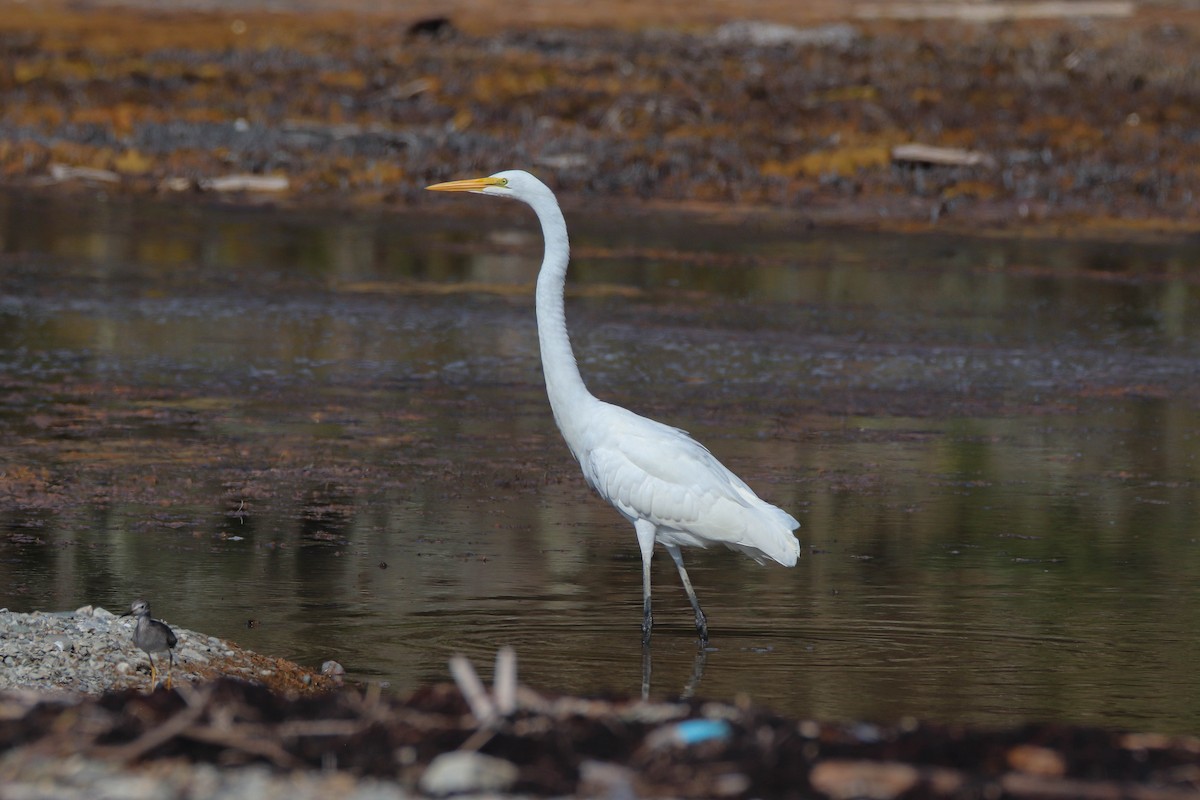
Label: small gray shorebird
xmin=121 ymin=599 xmax=177 ymax=690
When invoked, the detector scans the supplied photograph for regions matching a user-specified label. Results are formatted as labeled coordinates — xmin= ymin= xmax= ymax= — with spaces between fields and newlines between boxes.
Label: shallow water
xmin=1 ymin=191 xmax=1199 ymax=733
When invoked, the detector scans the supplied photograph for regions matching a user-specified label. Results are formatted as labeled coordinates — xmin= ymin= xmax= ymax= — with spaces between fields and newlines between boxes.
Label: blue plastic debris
xmin=676 ymin=719 xmax=732 ymax=745
xmin=648 ymin=718 xmax=734 ymax=749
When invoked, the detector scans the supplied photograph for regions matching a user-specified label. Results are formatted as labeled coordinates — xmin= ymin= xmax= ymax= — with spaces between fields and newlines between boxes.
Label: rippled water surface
xmin=2 ymin=191 xmax=1198 ymax=733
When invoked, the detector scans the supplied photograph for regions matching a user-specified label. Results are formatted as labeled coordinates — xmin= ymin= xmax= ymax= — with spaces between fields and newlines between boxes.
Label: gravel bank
xmin=0 ymin=606 xmax=335 ymax=696
xmin=0 ymin=606 xmax=415 ymax=799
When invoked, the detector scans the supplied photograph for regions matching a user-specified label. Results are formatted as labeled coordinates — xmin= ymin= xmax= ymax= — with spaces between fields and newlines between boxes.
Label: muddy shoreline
xmin=1 ymin=1 xmax=1198 ymax=236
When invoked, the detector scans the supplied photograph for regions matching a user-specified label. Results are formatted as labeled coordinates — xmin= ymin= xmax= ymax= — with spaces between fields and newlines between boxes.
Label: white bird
xmin=426 ymin=170 xmax=800 ymax=644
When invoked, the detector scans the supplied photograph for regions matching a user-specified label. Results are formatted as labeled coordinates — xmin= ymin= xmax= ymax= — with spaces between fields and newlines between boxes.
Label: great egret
xmin=121 ymin=599 xmax=177 ymax=690
xmin=427 ymin=170 xmax=800 ymax=644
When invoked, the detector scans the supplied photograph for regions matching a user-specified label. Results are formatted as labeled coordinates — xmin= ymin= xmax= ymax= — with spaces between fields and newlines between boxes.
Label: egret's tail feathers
xmin=771 ymin=506 xmax=801 ymax=533
xmin=728 ymin=502 xmax=801 ymax=568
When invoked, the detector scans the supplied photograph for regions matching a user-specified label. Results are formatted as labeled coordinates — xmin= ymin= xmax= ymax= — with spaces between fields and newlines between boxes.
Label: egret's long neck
xmin=530 ymin=193 xmax=594 ymax=435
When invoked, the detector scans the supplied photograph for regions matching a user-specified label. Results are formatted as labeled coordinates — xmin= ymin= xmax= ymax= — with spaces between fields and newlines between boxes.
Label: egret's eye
xmin=498 ymin=178 xmax=509 ymax=186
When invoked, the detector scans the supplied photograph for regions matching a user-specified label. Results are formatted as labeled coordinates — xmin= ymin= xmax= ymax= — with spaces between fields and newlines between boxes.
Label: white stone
xmin=418 ymin=751 xmax=519 ymax=796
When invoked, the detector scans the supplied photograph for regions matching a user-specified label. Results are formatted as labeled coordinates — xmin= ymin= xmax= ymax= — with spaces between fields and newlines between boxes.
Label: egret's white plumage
xmin=427 ymin=170 xmax=800 ymax=643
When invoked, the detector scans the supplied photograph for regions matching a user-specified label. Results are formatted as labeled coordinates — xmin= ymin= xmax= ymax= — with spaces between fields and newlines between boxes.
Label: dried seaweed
xmin=3 ymin=665 xmax=1200 ymax=798
xmin=1 ymin=2 xmax=1198 ymax=232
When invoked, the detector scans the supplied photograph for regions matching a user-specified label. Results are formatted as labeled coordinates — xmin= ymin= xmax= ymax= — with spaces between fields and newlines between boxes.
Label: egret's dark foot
xmin=695 ymin=611 xmax=709 ymax=645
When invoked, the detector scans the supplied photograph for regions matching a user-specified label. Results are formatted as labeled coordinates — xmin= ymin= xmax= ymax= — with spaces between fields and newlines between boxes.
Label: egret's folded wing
xmin=579 ymin=407 xmax=799 ymax=566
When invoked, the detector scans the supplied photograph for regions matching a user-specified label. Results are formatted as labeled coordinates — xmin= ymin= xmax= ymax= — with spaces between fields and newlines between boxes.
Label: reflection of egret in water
xmin=642 ymin=646 xmax=709 ymax=701
xmin=426 ymin=171 xmax=801 ymax=645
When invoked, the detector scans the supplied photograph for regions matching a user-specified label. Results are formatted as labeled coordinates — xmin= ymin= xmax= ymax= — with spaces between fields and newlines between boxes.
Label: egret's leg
xmin=665 ymin=544 xmax=708 ymax=643
xmin=166 ymin=651 xmax=174 ymax=690
xmin=634 ymin=519 xmax=657 ymax=645
xmin=148 ymin=654 xmax=158 ymax=690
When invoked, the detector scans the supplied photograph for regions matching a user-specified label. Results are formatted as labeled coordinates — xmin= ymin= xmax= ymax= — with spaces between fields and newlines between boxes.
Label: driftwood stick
xmin=449 ymin=654 xmax=496 ymax=725
xmin=493 ymin=646 xmax=517 ymax=717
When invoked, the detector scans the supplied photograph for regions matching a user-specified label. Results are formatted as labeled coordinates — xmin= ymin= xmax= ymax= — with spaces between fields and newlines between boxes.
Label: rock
xmin=418 ymin=751 xmax=519 ymax=796
xmin=199 ymin=174 xmax=289 ymax=193
xmin=713 ymin=21 xmax=859 ymax=48
xmin=321 ymin=660 xmax=346 ymax=686
xmin=892 ymin=143 xmax=996 ymax=168
xmin=47 ymin=164 xmax=120 ymax=184
xmin=579 ymin=760 xmax=638 ymax=799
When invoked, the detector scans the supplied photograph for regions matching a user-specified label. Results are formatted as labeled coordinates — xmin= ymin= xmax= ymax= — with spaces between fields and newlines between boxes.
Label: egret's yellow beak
xmin=425 ymin=176 xmax=504 ymax=192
